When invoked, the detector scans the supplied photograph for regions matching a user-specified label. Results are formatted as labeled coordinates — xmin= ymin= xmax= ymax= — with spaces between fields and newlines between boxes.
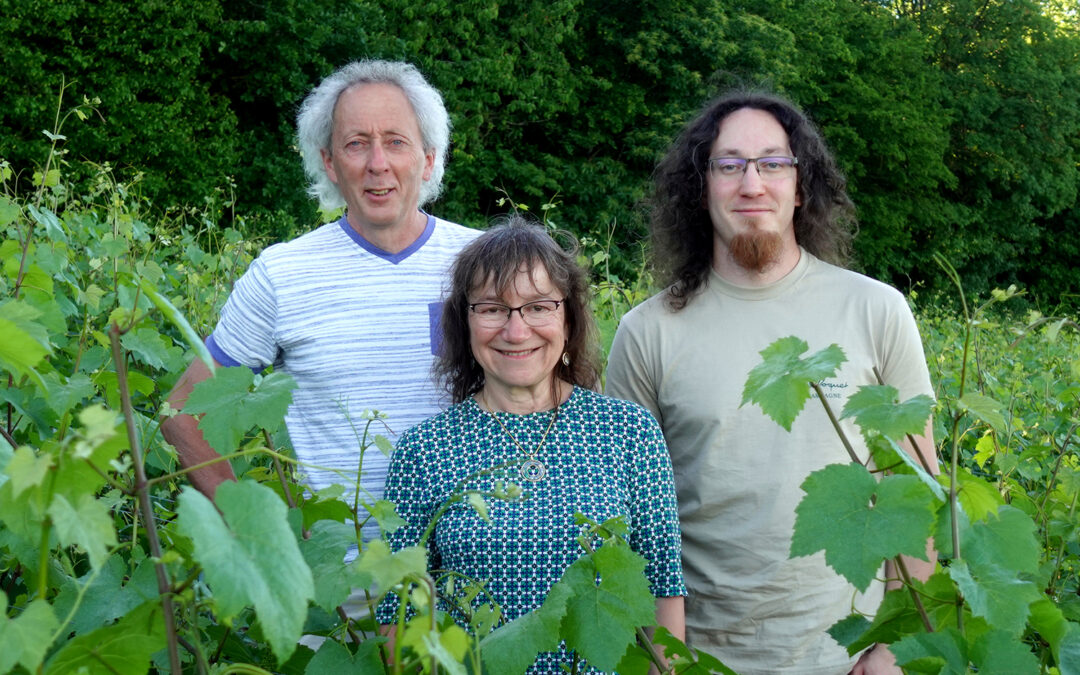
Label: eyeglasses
xmin=707 ymin=156 xmax=798 ymax=180
xmin=468 ymin=299 xmax=564 ymax=328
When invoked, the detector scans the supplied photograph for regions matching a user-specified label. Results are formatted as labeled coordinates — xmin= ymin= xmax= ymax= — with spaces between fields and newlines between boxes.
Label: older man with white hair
xmin=163 ymin=61 xmax=478 ymax=534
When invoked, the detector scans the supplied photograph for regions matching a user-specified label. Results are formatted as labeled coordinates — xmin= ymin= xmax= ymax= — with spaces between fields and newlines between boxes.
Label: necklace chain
xmin=480 ymin=391 xmax=558 ymax=482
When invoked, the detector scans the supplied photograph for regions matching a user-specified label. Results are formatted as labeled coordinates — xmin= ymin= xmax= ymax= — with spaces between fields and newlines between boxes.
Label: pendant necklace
xmin=480 ymin=391 xmax=559 ymax=482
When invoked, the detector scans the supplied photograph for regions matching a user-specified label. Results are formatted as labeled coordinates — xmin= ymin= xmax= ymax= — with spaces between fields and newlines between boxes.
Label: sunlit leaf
xmin=891 ymin=627 xmax=968 ymax=674
xmin=958 ymin=393 xmax=1006 ymax=432
xmin=177 ymin=481 xmax=314 ymax=663
xmin=841 ymin=385 xmax=933 ymax=441
xmin=741 ymin=337 xmax=846 ymax=432
xmin=182 ymin=367 xmax=295 ymax=455
xmin=0 ymin=598 xmax=58 ymax=673
xmin=48 ymin=493 xmax=118 ymax=568
xmin=791 ymin=464 xmax=936 ymax=591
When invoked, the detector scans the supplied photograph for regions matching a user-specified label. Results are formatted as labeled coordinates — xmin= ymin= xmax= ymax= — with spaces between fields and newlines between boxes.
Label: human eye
xmin=525 ymin=301 xmax=554 ymax=316
xmin=474 ymin=303 xmax=506 ymax=317
xmin=712 ymin=158 xmax=744 ymax=175
xmin=758 ymin=157 xmax=789 ymax=173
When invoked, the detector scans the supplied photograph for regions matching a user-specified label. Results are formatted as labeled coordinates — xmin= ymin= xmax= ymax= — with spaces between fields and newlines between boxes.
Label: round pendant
xmin=519 ymin=458 xmax=547 ymax=482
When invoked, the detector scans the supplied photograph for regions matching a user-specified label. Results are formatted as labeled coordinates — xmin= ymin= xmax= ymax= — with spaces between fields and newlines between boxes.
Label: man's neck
xmin=346 ymin=210 xmax=428 ymax=254
xmin=713 ymin=244 xmax=802 ymax=287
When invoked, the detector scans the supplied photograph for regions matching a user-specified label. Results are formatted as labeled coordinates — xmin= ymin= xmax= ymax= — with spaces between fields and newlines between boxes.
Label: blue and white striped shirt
xmin=207 ymin=213 xmax=480 ymax=535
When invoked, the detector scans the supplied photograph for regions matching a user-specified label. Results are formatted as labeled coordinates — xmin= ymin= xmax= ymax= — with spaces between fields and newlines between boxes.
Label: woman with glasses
xmin=375 ymin=215 xmax=686 ymax=672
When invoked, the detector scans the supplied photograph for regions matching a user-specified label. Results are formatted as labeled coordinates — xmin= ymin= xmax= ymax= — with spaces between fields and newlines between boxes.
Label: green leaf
xmin=0 ymin=196 xmax=20 ymax=226
xmin=350 ymin=539 xmax=427 ymax=594
xmin=958 ymin=393 xmax=1006 ymax=433
xmin=480 ymin=572 xmax=572 ymax=675
xmin=300 ymin=520 xmax=356 ymax=613
xmin=969 ymin=629 xmax=1040 ymax=674
xmin=0 ymin=598 xmax=59 ymax=673
xmin=964 ymin=506 xmax=1041 ymax=577
xmin=367 ymin=499 xmax=406 ymax=535
xmin=948 ymin=559 xmax=1041 ymax=635
xmin=951 ymin=467 xmax=1005 ymax=522
xmin=740 ymin=337 xmax=846 ymax=431
xmin=841 ymin=385 xmax=934 ymax=441
xmin=28 ymin=204 xmax=66 ymax=243
xmin=891 ymin=627 xmax=968 ymax=674
xmin=0 ymin=300 xmax=51 ymax=387
xmin=5 ymin=445 xmax=53 ymax=498
xmin=44 ymin=601 xmax=165 ymax=675
xmin=48 ymin=493 xmax=118 ymax=569
xmin=41 ymin=372 xmax=95 ymax=418
xmin=120 ymin=327 xmax=180 ymax=370
xmin=791 ymin=464 xmax=936 ymax=591
xmin=182 ymin=368 xmax=295 ymax=455
xmin=52 ymin=555 xmax=159 ymax=636
xmin=177 ymin=481 xmax=314 ymax=663
xmin=559 ymin=544 xmax=656 ymax=671
xmin=828 ymin=614 xmax=873 ymax=650
xmin=139 ymin=278 xmax=215 ymax=371
xmin=305 ymin=639 xmax=384 ymax=674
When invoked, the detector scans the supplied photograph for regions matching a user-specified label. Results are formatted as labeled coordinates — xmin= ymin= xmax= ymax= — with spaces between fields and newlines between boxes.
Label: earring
xmin=562 ymin=352 xmax=571 ymax=367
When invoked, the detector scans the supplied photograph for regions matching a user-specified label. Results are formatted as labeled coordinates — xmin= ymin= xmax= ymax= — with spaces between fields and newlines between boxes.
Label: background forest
xmin=2 ymin=0 xmax=1079 ymax=305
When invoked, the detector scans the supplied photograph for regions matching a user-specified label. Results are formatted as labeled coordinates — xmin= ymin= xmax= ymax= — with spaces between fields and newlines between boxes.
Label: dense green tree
xmin=0 ymin=0 xmax=237 ymax=205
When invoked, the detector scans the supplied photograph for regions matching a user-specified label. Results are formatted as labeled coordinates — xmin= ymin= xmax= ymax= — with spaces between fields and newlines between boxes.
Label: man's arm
xmin=160 ymin=357 xmax=236 ymax=499
xmin=852 ymin=419 xmax=938 ymax=675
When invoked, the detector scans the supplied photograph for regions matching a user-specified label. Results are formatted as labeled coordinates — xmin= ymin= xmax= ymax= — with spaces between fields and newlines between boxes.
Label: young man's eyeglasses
xmin=468 ymin=300 xmax=564 ymax=328
xmin=707 ymin=156 xmax=798 ymax=181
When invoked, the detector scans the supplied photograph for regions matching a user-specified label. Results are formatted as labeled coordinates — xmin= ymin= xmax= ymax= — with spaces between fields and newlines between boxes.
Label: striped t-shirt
xmin=207 ymin=213 xmax=480 ymax=534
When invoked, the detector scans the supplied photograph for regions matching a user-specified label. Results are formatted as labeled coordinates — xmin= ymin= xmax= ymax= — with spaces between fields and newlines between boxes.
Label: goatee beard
xmin=728 ymin=231 xmax=785 ymax=273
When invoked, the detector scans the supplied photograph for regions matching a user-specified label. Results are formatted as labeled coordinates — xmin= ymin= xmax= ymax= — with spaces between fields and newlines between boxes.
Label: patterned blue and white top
xmin=206 ymin=213 xmax=479 ymax=540
xmin=376 ymin=386 xmax=686 ymax=672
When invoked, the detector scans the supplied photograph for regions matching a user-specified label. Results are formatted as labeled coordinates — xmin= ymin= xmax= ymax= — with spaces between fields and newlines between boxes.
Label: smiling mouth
xmin=368 ymin=188 xmax=392 ymax=196
xmin=498 ymin=347 xmax=539 ymax=357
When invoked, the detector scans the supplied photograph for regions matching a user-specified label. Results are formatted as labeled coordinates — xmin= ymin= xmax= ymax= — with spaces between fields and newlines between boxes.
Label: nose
xmin=368 ymin=143 xmax=389 ymax=172
xmin=501 ymin=309 xmax=532 ymax=340
xmin=738 ymin=162 xmax=766 ymax=194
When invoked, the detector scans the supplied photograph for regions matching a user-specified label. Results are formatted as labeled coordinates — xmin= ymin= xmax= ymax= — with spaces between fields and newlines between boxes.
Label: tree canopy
xmin=2 ymin=0 xmax=1077 ymax=307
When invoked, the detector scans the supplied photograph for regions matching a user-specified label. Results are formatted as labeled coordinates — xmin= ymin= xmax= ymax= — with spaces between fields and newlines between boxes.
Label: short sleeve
xmin=605 ymin=309 xmax=662 ymax=423
xmin=207 ymin=257 xmax=280 ymax=369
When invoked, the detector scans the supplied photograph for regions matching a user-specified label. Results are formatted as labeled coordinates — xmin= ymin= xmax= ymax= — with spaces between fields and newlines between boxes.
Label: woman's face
xmin=468 ymin=264 xmax=568 ymax=408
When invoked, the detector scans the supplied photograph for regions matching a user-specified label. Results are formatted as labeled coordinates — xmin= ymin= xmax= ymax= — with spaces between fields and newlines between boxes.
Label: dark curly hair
xmin=437 ymin=214 xmax=602 ymax=405
xmin=652 ymin=90 xmax=856 ymax=310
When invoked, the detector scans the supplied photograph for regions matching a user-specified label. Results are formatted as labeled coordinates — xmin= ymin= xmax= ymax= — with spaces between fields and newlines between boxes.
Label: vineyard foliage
xmin=3 ymin=120 xmax=1080 ymax=672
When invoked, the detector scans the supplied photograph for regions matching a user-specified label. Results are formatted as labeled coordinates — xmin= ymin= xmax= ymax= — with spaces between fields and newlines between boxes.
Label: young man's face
xmin=705 ymin=107 xmax=801 ymax=273
xmin=321 ymin=82 xmax=434 ymax=237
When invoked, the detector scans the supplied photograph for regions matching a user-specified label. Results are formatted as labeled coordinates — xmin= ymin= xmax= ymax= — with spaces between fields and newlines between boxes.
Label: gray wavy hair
xmin=296 ymin=60 xmax=450 ymax=210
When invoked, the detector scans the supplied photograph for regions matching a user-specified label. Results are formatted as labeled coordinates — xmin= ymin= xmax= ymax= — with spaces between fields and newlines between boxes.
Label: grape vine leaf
xmin=139 ymin=278 xmax=215 ymax=370
xmin=840 ymin=385 xmax=933 ymax=441
xmin=741 ymin=337 xmax=846 ymax=432
xmin=890 ymin=627 xmax=967 ymax=674
xmin=560 ymin=543 xmax=656 ymax=670
xmin=1027 ymin=598 xmax=1080 ymax=670
xmin=182 ymin=367 xmax=295 ymax=455
xmin=0 ymin=300 xmax=50 ymax=387
xmin=948 ymin=560 xmax=1041 ymax=635
xmin=0 ymin=597 xmax=58 ymax=673
xmin=52 ymin=555 xmax=158 ymax=636
xmin=177 ymin=481 xmax=315 ymax=663
xmin=120 ymin=326 xmax=182 ymax=371
xmin=47 ymin=492 xmax=118 ymax=569
xmin=480 ymin=577 xmax=571 ymax=675
xmin=43 ymin=600 xmax=165 ymax=675
xmin=969 ymin=629 xmax=1040 ymax=674
xmin=791 ymin=464 xmax=936 ymax=591
xmin=957 ymin=393 xmax=1006 ymax=433
xmin=299 ymin=519 xmax=356 ymax=613
xmin=305 ymin=639 xmax=383 ymax=674
xmin=350 ymin=539 xmax=427 ymax=594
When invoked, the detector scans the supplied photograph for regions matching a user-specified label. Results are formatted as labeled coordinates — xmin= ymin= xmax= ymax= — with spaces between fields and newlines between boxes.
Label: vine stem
xmin=872 ymin=367 xmax=935 ymax=475
xmin=109 ymin=323 xmax=182 ymax=675
xmin=893 ymin=556 xmax=933 ymax=632
xmin=809 ymin=381 xmax=862 ymax=464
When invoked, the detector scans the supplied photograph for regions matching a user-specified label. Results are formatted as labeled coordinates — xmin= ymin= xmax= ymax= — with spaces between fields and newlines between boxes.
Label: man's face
xmin=321 ymin=82 xmax=434 ymax=237
xmin=706 ymin=107 xmax=801 ymax=273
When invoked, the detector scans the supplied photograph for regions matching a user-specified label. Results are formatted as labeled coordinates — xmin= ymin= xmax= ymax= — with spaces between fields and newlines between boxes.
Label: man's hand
xmin=850 ymin=643 xmax=900 ymax=675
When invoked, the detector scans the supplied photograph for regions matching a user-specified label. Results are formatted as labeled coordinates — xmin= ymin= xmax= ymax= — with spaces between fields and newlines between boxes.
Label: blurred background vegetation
xmin=1 ymin=0 xmax=1078 ymax=310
